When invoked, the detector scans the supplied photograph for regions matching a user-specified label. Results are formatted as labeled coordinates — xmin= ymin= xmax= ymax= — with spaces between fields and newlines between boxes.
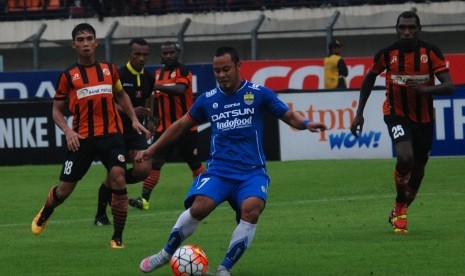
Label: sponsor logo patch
xmin=391 ymin=74 xmax=430 ymax=86
xmin=76 ymin=84 xmax=113 ymax=99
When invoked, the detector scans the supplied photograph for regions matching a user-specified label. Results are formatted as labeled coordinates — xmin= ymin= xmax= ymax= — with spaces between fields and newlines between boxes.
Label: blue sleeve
xmin=188 ymin=93 xmax=208 ymax=124
xmin=262 ymin=87 xmax=289 ymax=119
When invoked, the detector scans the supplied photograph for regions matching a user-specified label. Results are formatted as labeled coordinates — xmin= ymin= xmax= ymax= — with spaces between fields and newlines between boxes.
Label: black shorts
xmin=59 ymin=135 xmax=126 ymax=182
xmin=384 ymin=115 xmax=434 ymax=151
xmin=124 ymin=132 xmax=149 ymax=151
xmin=151 ymin=131 xmax=201 ymax=167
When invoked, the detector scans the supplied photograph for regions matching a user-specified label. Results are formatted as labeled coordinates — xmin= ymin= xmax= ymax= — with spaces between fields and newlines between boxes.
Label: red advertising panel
xmin=241 ymin=53 xmax=465 ymax=91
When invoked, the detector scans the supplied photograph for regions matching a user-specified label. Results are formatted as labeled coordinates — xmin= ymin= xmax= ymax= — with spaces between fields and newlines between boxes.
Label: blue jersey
xmin=188 ymin=80 xmax=289 ymax=175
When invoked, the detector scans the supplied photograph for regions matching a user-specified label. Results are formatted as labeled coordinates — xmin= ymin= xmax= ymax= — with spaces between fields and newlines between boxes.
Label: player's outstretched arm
xmin=135 ymin=113 xmax=195 ymax=163
xmin=281 ymin=110 xmax=327 ymax=132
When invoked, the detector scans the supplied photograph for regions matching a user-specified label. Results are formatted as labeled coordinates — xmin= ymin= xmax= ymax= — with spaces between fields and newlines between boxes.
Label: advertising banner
xmin=278 ymin=91 xmax=391 ymax=160
xmin=0 ymin=99 xmax=68 ymax=165
xmin=0 ymin=90 xmax=463 ymax=165
xmin=2 ymin=54 xmax=464 ymax=100
xmin=432 ymin=91 xmax=465 ymax=156
xmin=0 ymin=99 xmax=213 ymax=165
xmin=240 ymin=54 xmax=465 ymax=91
xmin=278 ymin=88 xmax=465 ymax=160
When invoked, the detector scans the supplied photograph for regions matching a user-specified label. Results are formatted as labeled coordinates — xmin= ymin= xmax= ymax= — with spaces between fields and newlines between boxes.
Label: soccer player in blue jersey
xmin=136 ymin=46 xmax=327 ymax=275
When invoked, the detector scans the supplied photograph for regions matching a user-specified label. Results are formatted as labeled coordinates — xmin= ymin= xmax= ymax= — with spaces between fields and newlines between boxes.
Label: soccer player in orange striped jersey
xmin=350 ymin=11 xmax=454 ymax=233
xmin=128 ymin=41 xmax=205 ymax=211
xmin=31 ymin=23 xmax=149 ymax=248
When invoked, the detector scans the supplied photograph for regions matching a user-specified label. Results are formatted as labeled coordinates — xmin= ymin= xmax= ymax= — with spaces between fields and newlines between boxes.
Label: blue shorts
xmin=184 ymin=171 xmax=270 ymax=212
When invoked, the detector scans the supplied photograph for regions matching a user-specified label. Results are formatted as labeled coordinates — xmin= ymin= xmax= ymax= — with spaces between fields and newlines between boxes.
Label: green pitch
xmin=1 ymin=157 xmax=464 ymax=275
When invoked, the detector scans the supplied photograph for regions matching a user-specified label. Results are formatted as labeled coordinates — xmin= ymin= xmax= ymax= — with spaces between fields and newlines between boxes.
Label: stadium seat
xmin=46 ymin=0 xmax=61 ymax=11
xmin=6 ymin=0 xmax=66 ymax=19
xmin=26 ymin=0 xmax=43 ymax=12
xmin=7 ymin=0 xmax=43 ymax=12
xmin=7 ymin=0 xmax=28 ymax=12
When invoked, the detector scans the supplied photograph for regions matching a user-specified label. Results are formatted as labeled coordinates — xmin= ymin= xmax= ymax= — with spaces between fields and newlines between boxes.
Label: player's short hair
xmin=129 ymin=38 xmax=149 ymax=47
xmin=396 ymin=11 xmax=421 ymax=28
xmin=161 ymin=41 xmax=180 ymax=51
xmin=214 ymin=46 xmax=240 ymax=64
xmin=72 ymin=23 xmax=96 ymax=40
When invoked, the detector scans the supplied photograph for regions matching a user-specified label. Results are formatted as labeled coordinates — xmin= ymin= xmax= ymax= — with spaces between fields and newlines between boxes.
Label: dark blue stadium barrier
xmin=0 ymin=64 xmax=216 ymax=100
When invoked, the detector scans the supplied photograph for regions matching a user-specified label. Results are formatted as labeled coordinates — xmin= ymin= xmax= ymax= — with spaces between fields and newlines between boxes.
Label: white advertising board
xmin=278 ymin=90 xmax=392 ymax=160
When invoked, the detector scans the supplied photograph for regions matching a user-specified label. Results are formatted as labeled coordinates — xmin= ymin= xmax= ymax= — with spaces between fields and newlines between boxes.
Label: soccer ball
xmin=170 ymin=245 xmax=208 ymax=276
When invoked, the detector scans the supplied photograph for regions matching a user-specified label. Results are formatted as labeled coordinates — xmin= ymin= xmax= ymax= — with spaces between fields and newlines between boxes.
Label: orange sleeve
xmin=431 ymin=51 xmax=449 ymax=74
xmin=54 ymin=72 xmax=69 ymax=101
xmin=370 ymin=52 xmax=386 ymax=75
xmin=176 ymin=68 xmax=191 ymax=86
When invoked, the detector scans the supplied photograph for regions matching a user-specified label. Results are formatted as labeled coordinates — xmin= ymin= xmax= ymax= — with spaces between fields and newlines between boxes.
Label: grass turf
xmin=1 ymin=157 xmax=464 ymax=275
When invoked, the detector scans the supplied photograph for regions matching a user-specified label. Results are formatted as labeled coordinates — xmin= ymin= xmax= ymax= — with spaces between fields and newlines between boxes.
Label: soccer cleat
xmin=94 ymin=215 xmax=111 ymax=226
xmin=139 ymin=249 xmax=171 ymax=273
xmin=32 ymin=207 xmax=49 ymax=235
xmin=390 ymin=203 xmax=408 ymax=234
xmin=216 ymin=265 xmax=231 ymax=276
xmin=110 ymin=238 xmax=124 ymax=249
xmin=129 ymin=197 xmax=149 ymax=211
xmin=388 ymin=208 xmax=396 ymax=225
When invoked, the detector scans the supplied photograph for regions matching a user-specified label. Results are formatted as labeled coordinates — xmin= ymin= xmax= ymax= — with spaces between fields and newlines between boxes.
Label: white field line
xmin=1 ymin=192 xmax=463 ymax=228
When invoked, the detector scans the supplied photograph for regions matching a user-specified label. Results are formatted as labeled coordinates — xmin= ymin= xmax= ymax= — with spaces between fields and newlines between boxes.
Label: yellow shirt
xmin=324 ymin=54 xmax=346 ymax=89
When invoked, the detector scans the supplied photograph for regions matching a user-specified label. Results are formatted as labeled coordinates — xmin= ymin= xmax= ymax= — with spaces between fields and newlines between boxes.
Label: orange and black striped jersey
xmin=370 ymin=39 xmax=449 ymax=123
xmin=54 ymin=62 xmax=124 ymax=138
xmin=154 ymin=63 xmax=196 ymax=132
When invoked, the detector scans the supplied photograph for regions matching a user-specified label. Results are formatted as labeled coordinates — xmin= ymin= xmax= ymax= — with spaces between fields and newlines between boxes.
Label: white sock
xmin=164 ymin=208 xmax=200 ymax=255
xmin=230 ymin=219 xmax=256 ymax=248
xmin=221 ymin=220 xmax=257 ymax=269
xmin=173 ymin=208 xmax=201 ymax=238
